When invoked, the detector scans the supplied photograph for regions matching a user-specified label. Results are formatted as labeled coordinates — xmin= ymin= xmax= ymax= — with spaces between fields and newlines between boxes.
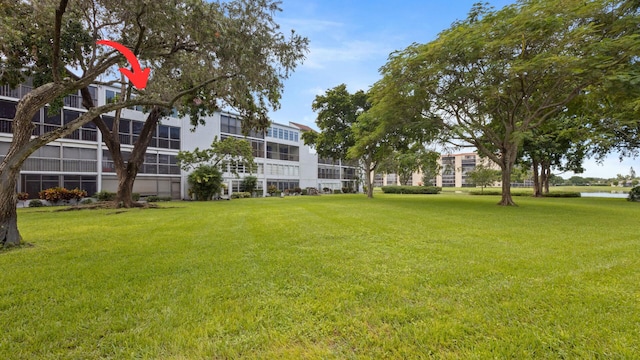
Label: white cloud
xmin=302 ymin=40 xmax=392 ymax=70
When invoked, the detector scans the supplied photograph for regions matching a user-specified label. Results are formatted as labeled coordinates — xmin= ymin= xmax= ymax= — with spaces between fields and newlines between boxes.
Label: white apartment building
xmin=0 ymin=82 xmax=358 ymax=199
xmin=375 ymin=152 xmax=500 ymax=188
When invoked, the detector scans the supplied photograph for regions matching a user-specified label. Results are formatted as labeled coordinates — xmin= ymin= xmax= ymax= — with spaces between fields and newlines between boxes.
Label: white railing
xmin=0 ymin=84 xmax=33 ymax=99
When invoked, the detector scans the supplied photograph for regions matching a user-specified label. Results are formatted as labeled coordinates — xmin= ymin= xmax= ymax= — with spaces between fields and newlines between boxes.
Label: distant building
xmin=376 ymin=152 xmax=501 ymax=188
xmin=436 ymin=152 xmax=500 ymax=188
xmin=0 ymin=82 xmax=359 ymax=198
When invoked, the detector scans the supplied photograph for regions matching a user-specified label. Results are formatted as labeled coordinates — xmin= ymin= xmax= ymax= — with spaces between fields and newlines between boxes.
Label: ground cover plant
xmin=1 ymin=195 xmax=639 ymax=358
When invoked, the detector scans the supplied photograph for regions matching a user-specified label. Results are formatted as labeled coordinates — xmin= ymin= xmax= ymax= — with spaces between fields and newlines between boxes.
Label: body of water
xmin=580 ymin=192 xmax=628 ymax=199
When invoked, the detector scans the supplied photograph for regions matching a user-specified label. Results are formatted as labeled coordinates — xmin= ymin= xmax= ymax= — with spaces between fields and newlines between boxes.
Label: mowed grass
xmin=1 ymin=194 xmax=639 ymax=359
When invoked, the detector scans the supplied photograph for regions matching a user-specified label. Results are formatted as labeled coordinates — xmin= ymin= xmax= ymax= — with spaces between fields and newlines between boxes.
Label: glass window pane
xmin=159 ymin=125 xmax=169 ymax=138
xmin=132 ymin=121 xmax=144 ymax=135
xmin=170 ymin=127 xmax=180 ymax=140
xmin=44 ymin=108 xmax=61 ymax=125
xmin=0 ymin=100 xmax=17 ymax=119
xmin=63 ymin=110 xmax=81 ymax=124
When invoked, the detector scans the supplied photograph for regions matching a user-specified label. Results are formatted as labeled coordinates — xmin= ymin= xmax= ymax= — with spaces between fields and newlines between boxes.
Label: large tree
xmin=0 ymin=0 xmax=307 ymax=246
xmin=372 ymin=0 xmax=639 ymax=206
xmin=82 ymin=0 xmax=307 ymax=207
xmin=302 ymin=84 xmax=368 ymax=161
xmin=302 ymin=84 xmax=374 ymax=195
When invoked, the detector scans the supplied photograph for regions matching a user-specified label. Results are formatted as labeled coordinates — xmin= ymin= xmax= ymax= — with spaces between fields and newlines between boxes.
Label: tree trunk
xmin=0 ymin=167 xmax=22 ymax=246
xmin=0 ymin=83 xmax=66 ymax=246
xmin=542 ymin=162 xmax=550 ymax=194
xmin=114 ymin=107 xmax=162 ymax=207
xmin=498 ymin=146 xmax=517 ymax=206
xmin=363 ymin=158 xmax=374 ymax=198
xmin=532 ymin=158 xmax=542 ymax=197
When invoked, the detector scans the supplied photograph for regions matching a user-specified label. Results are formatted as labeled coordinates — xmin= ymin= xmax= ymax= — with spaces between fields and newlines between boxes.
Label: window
xmin=0 ymin=100 xmax=17 ymax=119
xmin=105 ymin=90 xmax=120 ymax=103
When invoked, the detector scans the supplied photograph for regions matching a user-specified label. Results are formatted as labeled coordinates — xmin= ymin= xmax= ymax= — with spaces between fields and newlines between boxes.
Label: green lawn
xmin=1 ymin=194 xmax=639 ymax=359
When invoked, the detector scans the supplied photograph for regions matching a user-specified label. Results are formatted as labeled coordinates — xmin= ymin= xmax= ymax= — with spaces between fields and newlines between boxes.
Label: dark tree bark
xmin=114 ymin=108 xmax=162 ymax=207
xmin=0 ymin=83 xmax=65 ymax=246
xmin=532 ymin=158 xmax=542 ymax=197
xmin=80 ymin=87 xmax=163 ymax=208
xmin=542 ymin=161 xmax=551 ymax=194
xmin=497 ymin=145 xmax=518 ymax=206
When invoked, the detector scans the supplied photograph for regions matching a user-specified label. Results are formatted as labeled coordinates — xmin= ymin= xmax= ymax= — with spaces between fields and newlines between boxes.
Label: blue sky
xmin=270 ymin=0 xmax=639 ymax=179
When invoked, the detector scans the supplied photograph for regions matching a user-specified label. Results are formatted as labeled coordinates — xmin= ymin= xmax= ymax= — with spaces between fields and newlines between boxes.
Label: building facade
xmin=0 ymin=82 xmax=358 ymax=199
xmin=435 ymin=152 xmax=499 ymax=188
xmin=374 ymin=152 xmax=500 ymax=188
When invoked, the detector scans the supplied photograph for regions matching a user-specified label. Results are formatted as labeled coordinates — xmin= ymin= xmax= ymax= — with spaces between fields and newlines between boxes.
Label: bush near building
xmin=381 ymin=186 xmax=441 ymax=194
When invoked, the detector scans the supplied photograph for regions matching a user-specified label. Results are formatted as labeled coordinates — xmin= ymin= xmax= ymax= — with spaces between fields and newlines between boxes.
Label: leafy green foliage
xmin=466 ymin=165 xmax=501 ymax=193
xmin=146 ymin=196 xmax=172 ymax=203
xmin=230 ymin=192 xmax=251 ymax=199
xmin=177 ymin=136 xmax=255 ymax=175
xmin=187 ymin=165 xmax=223 ymax=201
xmin=628 ymin=186 xmax=640 ymax=202
xmin=542 ymin=192 xmax=582 ymax=198
xmin=27 ymin=199 xmax=44 ymax=208
xmin=303 ymin=84 xmax=368 ymax=160
xmin=372 ymin=0 xmax=640 ymax=205
xmin=94 ymin=191 xmax=116 ymax=202
xmin=381 ymin=186 xmax=441 ymax=194
xmin=241 ymin=176 xmax=258 ymax=193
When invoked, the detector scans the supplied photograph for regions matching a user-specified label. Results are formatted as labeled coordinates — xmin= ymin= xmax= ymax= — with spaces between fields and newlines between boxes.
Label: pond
xmin=580 ymin=192 xmax=628 ymax=199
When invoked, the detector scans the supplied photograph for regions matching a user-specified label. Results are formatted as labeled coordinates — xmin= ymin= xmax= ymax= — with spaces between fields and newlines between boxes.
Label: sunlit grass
xmin=1 ymin=194 xmax=639 ymax=358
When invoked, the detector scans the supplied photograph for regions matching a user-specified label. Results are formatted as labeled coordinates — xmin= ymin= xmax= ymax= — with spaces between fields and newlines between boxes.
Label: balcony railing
xmin=0 ymin=84 xmax=33 ymax=99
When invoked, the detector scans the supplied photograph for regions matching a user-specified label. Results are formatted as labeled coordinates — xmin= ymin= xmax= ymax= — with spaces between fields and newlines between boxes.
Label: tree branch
xmin=52 ymin=0 xmax=70 ymax=82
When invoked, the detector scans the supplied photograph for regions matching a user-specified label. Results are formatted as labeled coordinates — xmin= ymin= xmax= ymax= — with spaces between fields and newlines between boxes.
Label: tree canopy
xmin=0 ymin=0 xmax=307 ymax=246
xmin=370 ymin=0 xmax=640 ymax=206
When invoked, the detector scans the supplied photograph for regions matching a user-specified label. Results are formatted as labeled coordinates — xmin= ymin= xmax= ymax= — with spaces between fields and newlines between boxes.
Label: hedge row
xmin=542 ymin=192 xmax=581 ymax=198
xmin=469 ymin=190 xmax=581 ymax=198
xmin=230 ymin=192 xmax=252 ymax=199
xmin=381 ymin=186 xmax=442 ymax=194
xmin=469 ymin=191 xmax=530 ymax=196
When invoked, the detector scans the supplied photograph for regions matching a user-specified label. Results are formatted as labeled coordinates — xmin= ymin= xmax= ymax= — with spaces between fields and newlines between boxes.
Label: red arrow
xmin=97 ymin=40 xmax=150 ymax=90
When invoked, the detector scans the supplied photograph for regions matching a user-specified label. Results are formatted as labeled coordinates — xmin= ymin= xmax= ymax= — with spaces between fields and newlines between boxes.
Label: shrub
xmin=28 ymin=199 xmax=44 ymax=207
xmin=230 ymin=192 xmax=251 ymax=199
xmin=80 ymin=198 xmax=94 ymax=205
xmin=69 ymin=188 xmax=88 ymax=201
xmin=147 ymin=196 xmax=172 ymax=202
xmin=469 ymin=191 xmax=529 ymax=196
xmin=188 ymin=165 xmax=223 ymax=201
xmin=301 ymin=189 xmax=308 ymax=196
xmin=381 ymin=186 xmax=441 ymax=194
xmin=241 ymin=176 xmax=258 ymax=193
xmin=628 ymin=186 xmax=640 ymax=202
xmin=333 ymin=189 xmax=342 ymax=194
xmin=322 ymin=187 xmax=331 ymax=193
xmin=132 ymin=193 xmax=141 ymax=201
xmin=283 ymin=189 xmax=290 ymax=196
xmin=94 ymin=191 xmax=116 ymax=202
xmin=39 ymin=187 xmax=76 ymax=203
xmin=543 ymin=192 xmax=581 ymax=198
xmin=267 ymin=185 xmax=278 ymax=194
xmin=293 ymin=187 xmax=302 ymax=194
xmin=17 ymin=192 xmax=29 ymax=201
